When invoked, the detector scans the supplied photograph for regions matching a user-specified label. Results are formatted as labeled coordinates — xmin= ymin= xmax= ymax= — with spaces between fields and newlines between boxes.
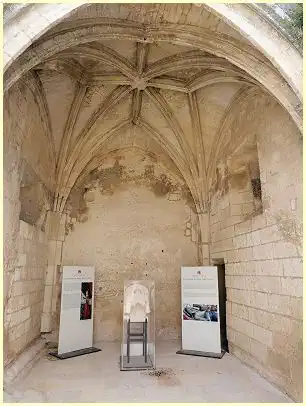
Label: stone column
xmin=41 ymin=211 xmax=66 ymax=333
xmin=197 ymin=211 xmax=210 ymax=265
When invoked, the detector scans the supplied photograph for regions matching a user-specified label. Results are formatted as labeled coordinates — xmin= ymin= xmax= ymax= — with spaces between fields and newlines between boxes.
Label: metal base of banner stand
xmin=120 ymin=355 xmax=154 ymax=371
xmin=49 ymin=347 xmax=101 ymax=360
xmin=176 ymin=349 xmax=226 ymax=359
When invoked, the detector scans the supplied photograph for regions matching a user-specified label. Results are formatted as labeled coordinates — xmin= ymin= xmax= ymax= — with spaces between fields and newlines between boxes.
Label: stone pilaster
xmin=197 ymin=210 xmax=210 ymax=266
xmin=40 ymin=211 xmax=66 ymax=333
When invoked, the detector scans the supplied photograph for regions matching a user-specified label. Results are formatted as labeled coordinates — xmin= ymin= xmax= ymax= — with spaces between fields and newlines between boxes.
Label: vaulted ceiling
xmin=10 ymin=3 xmax=283 ymax=214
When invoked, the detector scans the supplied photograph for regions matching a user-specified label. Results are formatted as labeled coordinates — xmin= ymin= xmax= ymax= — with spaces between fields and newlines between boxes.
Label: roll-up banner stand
xmin=177 ymin=266 xmax=225 ymax=359
xmin=49 ymin=266 xmax=101 ymax=359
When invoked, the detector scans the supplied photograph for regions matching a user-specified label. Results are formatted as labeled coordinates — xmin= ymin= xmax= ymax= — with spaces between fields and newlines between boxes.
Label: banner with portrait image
xmin=180 ymin=266 xmax=221 ymax=355
xmin=58 ymin=266 xmax=95 ymax=355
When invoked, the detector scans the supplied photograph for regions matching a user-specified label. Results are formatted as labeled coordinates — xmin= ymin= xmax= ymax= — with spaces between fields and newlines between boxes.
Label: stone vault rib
xmin=206 ymin=85 xmax=261 ymax=190
xmin=131 ymin=42 xmax=149 ymax=124
xmin=145 ymin=87 xmax=202 ymax=211
xmin=131 ymin=89 xmax=143 ymax=125
xmin=58 ymin=43 xmax=137 ymax=82
xmin=56 ymin=88 xmax=132 ymax=209
xmin=21 ymin=71 xmax=56 ymax=174
xmin=58 ymin=119 xmax=131 ymax=212
xmin=187 ymin=71 xmax=258 ymax=93
xmin=137 ymin=117 xmax=199 ymax=210
xmin=4 ymin=20 xmax=301 ymax=131
xmin=147 ymin=77 xmax=188 ymax=93
xmin=188 ymin=91 xmax=208 ymax=207
xmin=54 ymin=82 xmax=88 ymax=211
xmin=34 ymin=58 xmax=85 ymax=83
xmin=143 ymin=51 xmax=237 ymax=81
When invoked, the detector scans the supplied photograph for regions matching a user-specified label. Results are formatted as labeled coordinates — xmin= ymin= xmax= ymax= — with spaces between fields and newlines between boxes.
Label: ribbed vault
xmin=4 ymin=4 xmax=299 ymax=219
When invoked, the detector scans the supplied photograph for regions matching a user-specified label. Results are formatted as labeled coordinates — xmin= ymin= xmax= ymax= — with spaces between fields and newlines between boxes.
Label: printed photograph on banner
xmin=183 ymin=304 xmax=218 ymax=322
xmin=80 ymin=282 xmax=93 ymax=320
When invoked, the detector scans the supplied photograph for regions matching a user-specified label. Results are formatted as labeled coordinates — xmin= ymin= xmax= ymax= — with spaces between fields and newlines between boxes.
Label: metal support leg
xmin=126 ymin=319 xmax=148 ymax=365
xmin=127 ymin=319 xmax=130 ymax=363
xmin=142 ymin=321 xmax=145 ymax=356
xmin=144 ymin=319 xmax=147 ymax=363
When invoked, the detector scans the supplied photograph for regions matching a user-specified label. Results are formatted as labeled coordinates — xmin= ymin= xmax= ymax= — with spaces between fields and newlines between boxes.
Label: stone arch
xmin=4 ymin=4 xmax=302 ymax=131
xmin=205 ymin=3 xmax=302 ymax=100
xmin=65 ymin=144 xmax=196 ymax=214
xmin=57 ymin=117 xmax=199 ymax=213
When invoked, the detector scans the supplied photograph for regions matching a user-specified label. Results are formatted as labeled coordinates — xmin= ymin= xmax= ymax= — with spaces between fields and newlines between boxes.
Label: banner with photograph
xmin=58 ymin=266 xmax=95 ymax=355
xmin=180 ymin=266 xmax=221 ymax=355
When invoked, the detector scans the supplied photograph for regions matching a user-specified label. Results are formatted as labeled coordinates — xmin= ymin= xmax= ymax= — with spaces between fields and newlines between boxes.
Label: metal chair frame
xmin=127 ymin=318 xmax=148 ymax=363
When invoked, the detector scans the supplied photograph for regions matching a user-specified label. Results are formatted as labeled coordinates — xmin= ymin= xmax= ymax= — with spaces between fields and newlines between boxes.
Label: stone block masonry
xmin=5 ymin=220 xmax=48 ymax=366
xmin=3 ymin=3 xmax=302 ymax=402
xmin=210 ymin=100 xmax=302 ymax=401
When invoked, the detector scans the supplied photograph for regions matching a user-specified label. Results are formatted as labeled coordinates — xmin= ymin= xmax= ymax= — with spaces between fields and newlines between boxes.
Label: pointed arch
xmin=4 ymin=19 xmax=301 ymax=131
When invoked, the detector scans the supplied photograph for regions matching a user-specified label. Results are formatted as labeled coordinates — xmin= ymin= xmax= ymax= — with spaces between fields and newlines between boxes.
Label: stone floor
xmin=4 ymin=340 xmax=292 ymax=403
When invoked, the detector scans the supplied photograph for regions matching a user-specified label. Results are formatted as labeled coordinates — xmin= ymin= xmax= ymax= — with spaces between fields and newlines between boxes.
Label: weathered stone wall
xmin=3 ymin=4 xmax=302 ymax=400
xmin=210 ymin=98 xmax=302 ymax=401
xmin=4 ymin=83 xmax=54 ymax=366
xmin=62 ymin=147 xmax=199 ymax=341
xmin=5 ymin=221 xmax=48 ymax=365
xmin=4 ymin=85 xmax=24 ymax=328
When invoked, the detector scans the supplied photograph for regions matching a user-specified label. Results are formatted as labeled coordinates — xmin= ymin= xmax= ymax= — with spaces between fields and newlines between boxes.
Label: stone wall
xmin=4 ymin=82 xmax=54 ymax=366
xmin=5 ymin=221 xmax=48 ymax=366
xmin=3 ymin=4 xmax=302 ymax=400
xmin=4 ymin=85 xmax=24 ymax=330
xmin=210 ymin=98 xmax=302 ymax=401
xmin=62 ymin=147 xmax=199 ymax=341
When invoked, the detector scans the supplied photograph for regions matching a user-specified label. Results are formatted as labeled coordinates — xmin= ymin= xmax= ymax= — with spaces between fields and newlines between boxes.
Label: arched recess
xmin=54 ymin=85 xmax=134 ymax=210
xmin=58 ymin=102 xmax=207 ymax=253
xmin=4 ymin=5 xmax=302 ymax=132
xmin=68 ymin=123 xmax=196 ymax=201
xmin=60 ymin=119 xmax=199 ymax=219
xmin=44 ymin=53 xmax=260 ymax=215
xmin=62 ymin=144 xmax=200 ymax=341
xmin=207 ymin=85 xmax=273 ymax=193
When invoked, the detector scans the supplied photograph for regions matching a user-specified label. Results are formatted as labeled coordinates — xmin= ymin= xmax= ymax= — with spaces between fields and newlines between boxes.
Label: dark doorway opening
xmin=216 ymin=262 xmax=228 ymax=352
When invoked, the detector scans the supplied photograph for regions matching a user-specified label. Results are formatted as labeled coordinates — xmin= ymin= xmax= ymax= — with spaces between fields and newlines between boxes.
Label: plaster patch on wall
xmin=65 ymin=148 xmax=196 ymax=234
xmin=275 ymin=210 xmax=302 ymax=250
xmin=62 ymin=185 xmax=198 ymax=340
xmin=210 ymin=138 xmax=263 ymax=222
xmin=19 ymin=160 xmax=52 ymax=229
